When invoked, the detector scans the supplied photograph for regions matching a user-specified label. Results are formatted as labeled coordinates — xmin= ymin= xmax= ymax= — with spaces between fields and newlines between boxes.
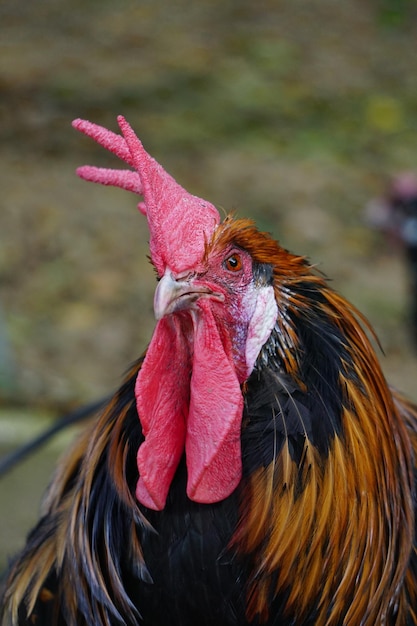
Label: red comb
xmin=72 ymin=116 xmax=220 ymax=275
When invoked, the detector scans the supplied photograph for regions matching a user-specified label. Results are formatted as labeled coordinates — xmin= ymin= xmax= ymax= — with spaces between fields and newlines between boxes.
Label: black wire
xmin=0 ymin=397 xmax=109 ymax=478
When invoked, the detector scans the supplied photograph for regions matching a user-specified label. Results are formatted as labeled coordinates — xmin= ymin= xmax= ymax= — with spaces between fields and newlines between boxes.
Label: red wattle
xmin=135 ymin=317 xmax=190 ymax=510
xmin=186 ymin=302 xmax=243 ymax=503
xmin=135 ymin=303 xmax=243 ymax=509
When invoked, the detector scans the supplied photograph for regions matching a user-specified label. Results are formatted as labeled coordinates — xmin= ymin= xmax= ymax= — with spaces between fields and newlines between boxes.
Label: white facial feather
xmin=244 ymin=284 xmax=278 ymax=377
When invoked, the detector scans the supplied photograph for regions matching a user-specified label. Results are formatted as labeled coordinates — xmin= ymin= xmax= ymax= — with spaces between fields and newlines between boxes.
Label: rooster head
xmin=73 ymin=116 xmax=278 ymax=510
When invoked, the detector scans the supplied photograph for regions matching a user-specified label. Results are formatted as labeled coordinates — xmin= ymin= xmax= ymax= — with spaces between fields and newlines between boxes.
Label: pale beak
xmin=153 ymin=268 xmax=223 ymax=320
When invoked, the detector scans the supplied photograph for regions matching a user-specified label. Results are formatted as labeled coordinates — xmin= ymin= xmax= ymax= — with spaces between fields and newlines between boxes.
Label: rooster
xmin=2 ymin=116 xmax=417 ymax=626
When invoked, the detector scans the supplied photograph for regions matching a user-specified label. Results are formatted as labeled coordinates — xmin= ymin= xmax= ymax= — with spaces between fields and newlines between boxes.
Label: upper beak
xmin=154 ymin=269 xmax=223 ymax=320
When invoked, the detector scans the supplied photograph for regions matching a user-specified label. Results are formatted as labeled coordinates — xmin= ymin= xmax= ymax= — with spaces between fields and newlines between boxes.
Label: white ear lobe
xmin=245 ymin=285 xmax=278 ymax=377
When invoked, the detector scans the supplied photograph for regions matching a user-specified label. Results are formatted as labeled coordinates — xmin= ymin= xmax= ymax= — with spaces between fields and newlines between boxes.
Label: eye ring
xmin=224 ymin=253 xmax=243 ymax=272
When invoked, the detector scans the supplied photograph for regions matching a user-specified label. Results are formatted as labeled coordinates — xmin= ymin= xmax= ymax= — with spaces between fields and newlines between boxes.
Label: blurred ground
xmin=1 ymin=0 xmax=417 ymax=570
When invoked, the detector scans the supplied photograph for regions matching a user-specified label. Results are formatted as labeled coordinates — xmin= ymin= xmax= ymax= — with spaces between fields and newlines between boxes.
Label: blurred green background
xmin=1 ymin=0 xmax=417 ymax=571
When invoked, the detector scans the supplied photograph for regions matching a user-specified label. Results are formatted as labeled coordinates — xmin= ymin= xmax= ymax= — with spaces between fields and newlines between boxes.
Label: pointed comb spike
xmin=76 ymin=166 xmax=143 ymax=196
xmin=72 ymin=118 xmax=133 ymax=165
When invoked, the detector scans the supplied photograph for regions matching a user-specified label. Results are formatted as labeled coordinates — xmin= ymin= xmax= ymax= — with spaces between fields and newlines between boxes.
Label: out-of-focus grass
xmin=1 ymin=0 xmax=417 ymax=404
xmin=1 ymin=0 xmax=417 ymax=570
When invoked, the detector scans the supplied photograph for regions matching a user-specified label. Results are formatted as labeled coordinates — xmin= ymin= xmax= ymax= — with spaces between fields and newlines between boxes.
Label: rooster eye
xmin=224 ymin=253 xmax=243 ymax=272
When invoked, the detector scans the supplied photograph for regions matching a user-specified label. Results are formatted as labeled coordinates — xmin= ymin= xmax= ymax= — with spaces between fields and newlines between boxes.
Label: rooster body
xmin=2 ymin=118 xmax=417 ymax=625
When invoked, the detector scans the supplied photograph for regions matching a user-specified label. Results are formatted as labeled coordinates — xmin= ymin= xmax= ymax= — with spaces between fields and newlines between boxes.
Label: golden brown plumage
xmin=2 ymin=118 xmax=417 ymax=625
xmin=218 ymin=219 xmax=417 ymax=624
